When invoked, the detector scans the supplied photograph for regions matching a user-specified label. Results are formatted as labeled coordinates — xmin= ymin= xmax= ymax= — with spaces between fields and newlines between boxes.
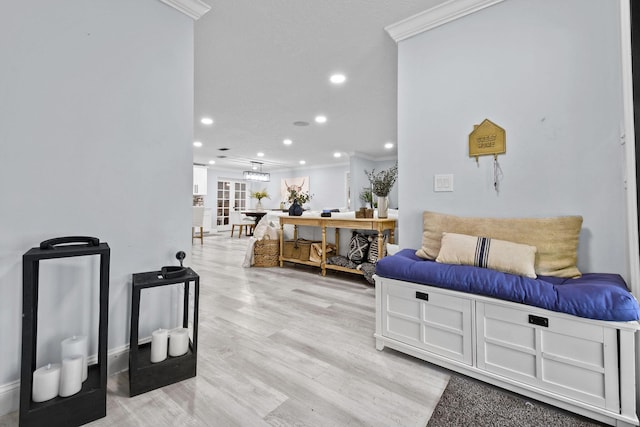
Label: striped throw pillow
xmin=436 ymin=232 xmax=537 ymax=278
xmin=367 ymin=234 xmax=388 ymax=264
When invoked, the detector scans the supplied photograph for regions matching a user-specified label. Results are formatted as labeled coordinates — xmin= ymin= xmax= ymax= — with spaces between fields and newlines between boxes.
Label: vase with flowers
xmin=287 ymin=188 xmax=313 ymax=216
xmin=250 ymin=189 xmax=270 ymax=211
xmin=364 ymin=163 xmax=398 ymax=218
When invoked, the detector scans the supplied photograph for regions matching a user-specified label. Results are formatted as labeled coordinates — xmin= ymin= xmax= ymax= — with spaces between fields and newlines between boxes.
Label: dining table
xmin=242 ymin=211 xmax=268 ymax=222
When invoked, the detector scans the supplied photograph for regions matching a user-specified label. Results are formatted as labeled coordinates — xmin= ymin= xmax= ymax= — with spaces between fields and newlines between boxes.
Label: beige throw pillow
xmin=415 ymin=211 xmax=583 ymax=278
xmin=436 ymin=232 xmax=537 ymax=278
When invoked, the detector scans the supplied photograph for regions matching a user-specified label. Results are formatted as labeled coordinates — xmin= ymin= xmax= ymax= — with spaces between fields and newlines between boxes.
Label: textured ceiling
xmin=194 ymin=0 xmax=444 ymax=171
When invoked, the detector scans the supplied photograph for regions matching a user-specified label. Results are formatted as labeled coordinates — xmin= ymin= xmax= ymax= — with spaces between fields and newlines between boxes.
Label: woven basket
xmin=254 ymin=236 xmax=280 ymax=267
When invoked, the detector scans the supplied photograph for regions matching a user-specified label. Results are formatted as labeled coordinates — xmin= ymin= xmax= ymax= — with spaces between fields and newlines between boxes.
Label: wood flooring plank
xmin=218 ymin=341 xmax=386 ymax=426
xmin=264 ymin=395 xmax=368 ymax=427
xmin=292 ymin=288 xmax=375 ymax=313
xmin=268 ymin=328 xmax=448 ymax=407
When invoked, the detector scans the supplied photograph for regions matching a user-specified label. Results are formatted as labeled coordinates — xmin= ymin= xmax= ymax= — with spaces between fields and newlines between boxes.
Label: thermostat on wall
xmin=434 ymin=174 xmax=454 ymax=192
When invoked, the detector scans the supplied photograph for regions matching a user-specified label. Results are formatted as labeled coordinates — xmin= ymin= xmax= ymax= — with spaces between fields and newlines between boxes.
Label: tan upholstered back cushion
xmin=415 ymin=211 xmax=583 ymax=278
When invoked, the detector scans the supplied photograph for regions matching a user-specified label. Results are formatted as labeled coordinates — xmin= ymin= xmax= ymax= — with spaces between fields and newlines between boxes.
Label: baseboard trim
xmin=0 ymin=380 xmax=20 ymax=418
xmin=0 ymin=344 xmax=131 ymax=417
xmin=105 ymin=343 xmax=131 ymax=376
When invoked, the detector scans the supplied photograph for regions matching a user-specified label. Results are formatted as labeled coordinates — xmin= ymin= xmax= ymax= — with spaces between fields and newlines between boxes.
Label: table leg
xmin=321 ymin=225 xmax=327 ymax=276
xmin=378 ymin=234 xmax=385 ymax=259
xmin=279 ymin=223 xmax=284 ymax=267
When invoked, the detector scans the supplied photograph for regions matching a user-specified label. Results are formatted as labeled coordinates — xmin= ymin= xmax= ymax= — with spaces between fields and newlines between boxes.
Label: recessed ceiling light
xmin=299 ymin=160 xmax=306 ymax=165
xmin=293 ymin=121 xmax=309 ymax=127
xmin=330 ymin=74 xmax=346 ymax=84
xmin=200 ymin=117 xmax=214 ymax=125
xmin=334 ymin=152 xmax=342 ymax=158
xmin=208 ymin=160 xmax=215 ymax=165
xmin=193 ymin=141 xmax=203 ymax=147
xmin=384 ymin=142 xmax=394 ymax=149
xmin=315 ymin=115 xmax=327 ymax=124
xmin=283 ymin=139 xmax=292 ymax=145
xmin=257 ymin=152 xmax=264 ymax=157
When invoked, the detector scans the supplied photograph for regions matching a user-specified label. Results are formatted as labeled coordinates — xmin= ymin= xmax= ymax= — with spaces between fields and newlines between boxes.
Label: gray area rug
xmin=427 ymin=374 xmax=605 ymax=427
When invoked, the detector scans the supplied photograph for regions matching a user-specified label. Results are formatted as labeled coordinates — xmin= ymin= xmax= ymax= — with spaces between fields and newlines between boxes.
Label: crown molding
xmin=385 ymin=0 xmax=506 ymax=42
xmin=349 ymin=151 xmax=397 ymax=162
xmin=159 ymin=0 xmax=211 ymax=20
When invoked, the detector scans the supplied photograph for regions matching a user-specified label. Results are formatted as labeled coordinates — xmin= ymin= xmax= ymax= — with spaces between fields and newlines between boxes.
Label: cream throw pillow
xmin=415 ymin=211 xmax=583 ymax=278
xmin=436 ymin=232 xmax=537 ymax=278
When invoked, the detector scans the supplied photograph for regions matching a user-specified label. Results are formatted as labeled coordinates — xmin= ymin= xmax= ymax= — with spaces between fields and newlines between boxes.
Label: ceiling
xmin=193 ymin=0 xmax=444 ymax=172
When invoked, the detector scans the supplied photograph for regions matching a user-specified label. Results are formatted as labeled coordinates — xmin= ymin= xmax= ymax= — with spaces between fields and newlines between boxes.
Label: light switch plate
xmin=434 ymin=174 xmax=454 ymax=192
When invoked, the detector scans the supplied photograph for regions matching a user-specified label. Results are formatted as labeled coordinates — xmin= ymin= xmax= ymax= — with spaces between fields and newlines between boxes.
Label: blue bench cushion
xmin=376 ymin=249 xmax=640 ymax=322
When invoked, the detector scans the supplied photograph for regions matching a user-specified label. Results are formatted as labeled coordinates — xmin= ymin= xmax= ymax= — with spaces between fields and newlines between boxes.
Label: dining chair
xmin=192 ymin=206 xmax=205 ymax=244
xmin=229 ymin=210 xmax=256 ymax=238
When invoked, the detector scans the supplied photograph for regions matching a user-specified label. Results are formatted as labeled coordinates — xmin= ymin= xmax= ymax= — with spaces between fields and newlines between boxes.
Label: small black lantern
xmin=128 ymin=251 xmax=200 ymax=396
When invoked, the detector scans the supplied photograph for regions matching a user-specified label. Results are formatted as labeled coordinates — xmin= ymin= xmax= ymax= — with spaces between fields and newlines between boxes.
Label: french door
xmin=216 ymin=180 xmax=249 ymax=231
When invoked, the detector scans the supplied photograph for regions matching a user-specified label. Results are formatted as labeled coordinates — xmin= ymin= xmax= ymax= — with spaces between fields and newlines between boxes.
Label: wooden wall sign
xmin=469 ymin=119 xmax=505 ymax=162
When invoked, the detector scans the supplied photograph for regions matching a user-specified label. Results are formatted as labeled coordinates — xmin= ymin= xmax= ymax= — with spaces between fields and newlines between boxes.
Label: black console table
xmin=128 ymin=267 xmax=199 ymax=396
xmin=20 ymin=237 xmax=110 ymax=427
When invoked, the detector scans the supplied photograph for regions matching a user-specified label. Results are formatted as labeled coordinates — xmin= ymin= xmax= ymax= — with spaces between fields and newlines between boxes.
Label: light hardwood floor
xmin=1 ymin=233 xmax=449 ymax=427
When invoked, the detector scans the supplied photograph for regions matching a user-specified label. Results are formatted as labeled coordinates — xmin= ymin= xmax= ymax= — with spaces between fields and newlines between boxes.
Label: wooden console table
xmin=279 ymin=216 xmax=396 ymax=276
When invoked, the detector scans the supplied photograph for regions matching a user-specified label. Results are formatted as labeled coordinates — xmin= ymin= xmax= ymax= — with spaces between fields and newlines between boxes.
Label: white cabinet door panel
xmin=382 ymin=281 xmax=472 ymax=365
xmin=476 ymin=301 xmax=619 ymax=411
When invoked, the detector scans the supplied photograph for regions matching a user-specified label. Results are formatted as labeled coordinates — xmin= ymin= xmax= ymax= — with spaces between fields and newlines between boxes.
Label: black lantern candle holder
xmin=128 ymin=262 xmax=199 ymax=397
xmin=20 ymin=236 xmax=110 ymax=427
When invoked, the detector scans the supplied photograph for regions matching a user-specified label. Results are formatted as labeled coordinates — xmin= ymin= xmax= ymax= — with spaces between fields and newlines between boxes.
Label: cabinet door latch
xmin=528 ymin=314 xmax=549 ymax=327
xmin=416 ymin=291 xmax=429 ymax=301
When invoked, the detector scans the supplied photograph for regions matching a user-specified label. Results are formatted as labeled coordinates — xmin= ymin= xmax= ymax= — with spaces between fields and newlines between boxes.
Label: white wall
xmin=204 ymin=163 xmax=351 ymax=215
xmin=273 ymin=164 xmax=351 ymax=211
xmin=397 ymin=0 xmax=628 ymax=276
xmin=0 ymin=0 xmax=193 ymax=413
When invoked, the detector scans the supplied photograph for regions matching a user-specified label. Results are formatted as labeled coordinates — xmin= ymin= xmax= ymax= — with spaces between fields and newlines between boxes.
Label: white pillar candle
xmin=58 ymin=355 xmax=83 ymax=397
xmin=168 ymin=328 xmax=189 ymax=357
xmin=61 ymin=335 xmax=88 ymax=382
xmin=150 ymin=328 xmax=168 ymax=363
xmin=32 ymin=363 xmax=61 ymax=403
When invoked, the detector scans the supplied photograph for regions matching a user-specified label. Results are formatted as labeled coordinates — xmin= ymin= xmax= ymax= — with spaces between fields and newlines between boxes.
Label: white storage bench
xmin=374 ymin=275 xmax=640 ymax=426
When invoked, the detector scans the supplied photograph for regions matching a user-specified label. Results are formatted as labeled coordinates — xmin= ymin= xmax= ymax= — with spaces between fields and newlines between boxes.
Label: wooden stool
xmin=192 ymin=226 xmax=204 ymax=244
